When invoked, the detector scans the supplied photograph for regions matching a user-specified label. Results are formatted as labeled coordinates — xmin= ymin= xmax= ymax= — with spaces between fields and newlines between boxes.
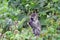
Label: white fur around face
xmin=33 ymin=20 xmax=38 ymax=25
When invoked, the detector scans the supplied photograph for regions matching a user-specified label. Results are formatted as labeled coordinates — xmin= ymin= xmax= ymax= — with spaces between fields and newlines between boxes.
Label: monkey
xmin=29 ymin=12 xmax=41 ymax=36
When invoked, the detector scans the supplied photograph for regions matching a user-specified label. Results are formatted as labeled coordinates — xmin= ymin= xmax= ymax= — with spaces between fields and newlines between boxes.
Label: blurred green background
xmin=0 ymin=0 xmax=60 ymax=40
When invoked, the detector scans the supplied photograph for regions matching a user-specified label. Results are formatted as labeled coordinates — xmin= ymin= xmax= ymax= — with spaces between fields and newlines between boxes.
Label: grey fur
xmin=29 ymin=13 xmax=41 ymax=36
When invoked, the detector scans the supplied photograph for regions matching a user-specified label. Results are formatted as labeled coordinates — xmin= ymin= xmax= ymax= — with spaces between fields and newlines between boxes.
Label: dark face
xmin=31 ymin=17 xmax=34 ymax=21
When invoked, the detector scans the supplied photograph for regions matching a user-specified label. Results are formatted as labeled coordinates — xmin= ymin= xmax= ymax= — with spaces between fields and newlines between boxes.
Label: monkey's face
xmin=30 ymin=13 xmax=38 ymax=21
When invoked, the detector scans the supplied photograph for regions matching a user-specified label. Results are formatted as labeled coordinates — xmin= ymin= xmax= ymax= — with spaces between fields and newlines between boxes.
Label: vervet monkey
xmin=29 ymin=12 xmax=41 ymax=36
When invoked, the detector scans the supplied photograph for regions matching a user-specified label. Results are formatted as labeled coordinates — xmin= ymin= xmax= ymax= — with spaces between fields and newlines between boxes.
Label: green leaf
xmin=52 ymin=0 xmax=58 ymax=2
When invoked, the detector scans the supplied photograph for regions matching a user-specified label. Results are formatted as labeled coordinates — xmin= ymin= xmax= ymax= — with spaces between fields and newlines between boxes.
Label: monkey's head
xmin=30 ymin=13 xmax=38 ymax=21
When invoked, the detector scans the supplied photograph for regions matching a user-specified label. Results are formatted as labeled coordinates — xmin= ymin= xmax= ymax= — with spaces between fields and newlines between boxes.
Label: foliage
xmin=0 ymin=0 xmax=60 ymax=40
